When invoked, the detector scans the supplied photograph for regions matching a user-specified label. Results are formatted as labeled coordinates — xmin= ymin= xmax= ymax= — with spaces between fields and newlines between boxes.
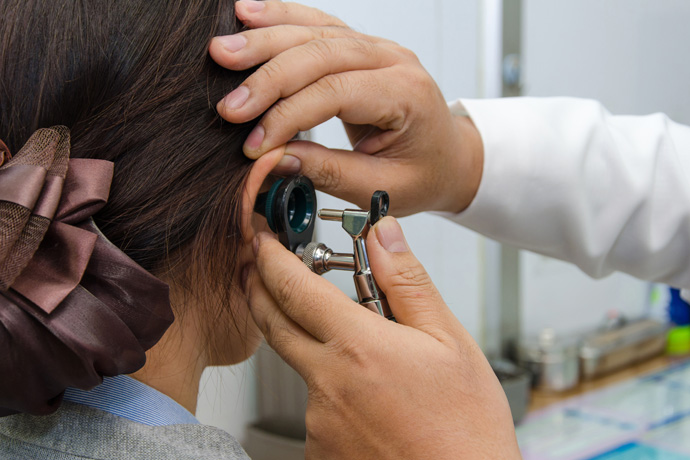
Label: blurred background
xmin=195 ymin=1 xmax=690 ymax=458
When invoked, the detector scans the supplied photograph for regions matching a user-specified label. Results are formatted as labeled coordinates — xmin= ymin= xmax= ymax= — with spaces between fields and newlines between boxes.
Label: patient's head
xmin=0 ymin=0 xmax=264 ymax=366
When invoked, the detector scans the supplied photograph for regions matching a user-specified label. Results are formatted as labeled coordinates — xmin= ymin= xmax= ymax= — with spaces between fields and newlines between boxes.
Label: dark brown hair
xmin=0 ymin=0 xmax=257 ymax=339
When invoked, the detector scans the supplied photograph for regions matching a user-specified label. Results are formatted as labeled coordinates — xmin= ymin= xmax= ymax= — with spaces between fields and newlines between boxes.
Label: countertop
xmin=528 ymin=354 xmax=688 ymax=411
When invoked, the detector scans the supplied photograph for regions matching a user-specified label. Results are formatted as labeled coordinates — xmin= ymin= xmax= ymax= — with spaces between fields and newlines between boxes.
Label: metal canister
xmin=519 ymin=329 xmax=580 ymax=392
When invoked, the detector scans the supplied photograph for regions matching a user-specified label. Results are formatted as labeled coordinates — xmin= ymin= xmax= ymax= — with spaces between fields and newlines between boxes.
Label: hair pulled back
xmin=0 ymin=0 xmax=256 ymax=284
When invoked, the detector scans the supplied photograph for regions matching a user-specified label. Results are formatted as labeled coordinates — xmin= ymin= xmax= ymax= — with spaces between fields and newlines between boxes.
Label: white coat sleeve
xmin=444 ymin=97 xmax=690 ymax=290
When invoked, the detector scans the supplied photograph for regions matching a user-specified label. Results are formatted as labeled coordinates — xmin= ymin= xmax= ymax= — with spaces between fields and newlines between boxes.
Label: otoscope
xmin=255 ymin=176 xmax=395 ymax=321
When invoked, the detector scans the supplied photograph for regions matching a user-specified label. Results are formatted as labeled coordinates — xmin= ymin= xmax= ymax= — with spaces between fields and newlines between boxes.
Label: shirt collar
xmin=63 ymin=374 xmax=199 ymax=426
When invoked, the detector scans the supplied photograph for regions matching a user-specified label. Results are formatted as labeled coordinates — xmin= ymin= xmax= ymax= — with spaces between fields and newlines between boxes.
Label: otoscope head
xmin=254 ymin=175 xmax=316 ymax=253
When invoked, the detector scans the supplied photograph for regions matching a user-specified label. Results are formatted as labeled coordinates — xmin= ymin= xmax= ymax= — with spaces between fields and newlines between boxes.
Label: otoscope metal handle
xmin=301 ymin=242 xmax=395 ymax=320
xmin=306 ymin=201 xmax=396 ymax=322
xmin=351 ymin=236 xmax=394 ymax=320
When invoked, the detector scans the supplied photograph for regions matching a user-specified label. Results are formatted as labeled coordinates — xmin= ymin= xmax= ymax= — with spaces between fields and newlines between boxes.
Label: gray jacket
xmin=0 ymin=402 xmax=251 ymax=459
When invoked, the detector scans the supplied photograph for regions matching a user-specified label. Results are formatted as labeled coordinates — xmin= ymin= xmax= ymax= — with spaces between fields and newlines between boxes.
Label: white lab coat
xmin=446 ymin=97 xmax=690 ymax=293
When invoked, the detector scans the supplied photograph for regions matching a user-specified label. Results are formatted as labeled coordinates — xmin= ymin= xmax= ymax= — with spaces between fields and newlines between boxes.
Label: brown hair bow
xmin=0 ymin=127 xmax=173 ymax=416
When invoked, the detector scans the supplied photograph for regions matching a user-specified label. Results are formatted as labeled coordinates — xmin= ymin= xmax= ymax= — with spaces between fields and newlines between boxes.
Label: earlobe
xmin=241 ymin=147 xmax=285 ymax=244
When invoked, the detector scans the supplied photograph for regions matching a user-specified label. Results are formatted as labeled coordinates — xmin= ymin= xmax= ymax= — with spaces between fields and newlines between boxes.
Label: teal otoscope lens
xmin=287 ymin=183 xmax=314 ymax=234
xmin=254 ymin=176 xmax=317 ymax=253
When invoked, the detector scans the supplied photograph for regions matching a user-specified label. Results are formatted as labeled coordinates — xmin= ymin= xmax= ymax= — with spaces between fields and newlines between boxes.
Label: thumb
xmin=367 ymin=217 xmax=459 ymax=339
xmin=275 ymin=140 xmax=381 ymax=211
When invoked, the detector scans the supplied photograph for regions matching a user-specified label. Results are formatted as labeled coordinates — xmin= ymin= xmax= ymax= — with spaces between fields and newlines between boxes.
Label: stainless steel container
xmin=519 ymin=329 xmax=580 ymax=392
xmin=579 ymin=318 xmax=667 ymax=380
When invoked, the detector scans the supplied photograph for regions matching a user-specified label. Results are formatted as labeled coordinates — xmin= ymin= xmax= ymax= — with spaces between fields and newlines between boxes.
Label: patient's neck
xmin=130 ymin=315 xmax=207 ymax=414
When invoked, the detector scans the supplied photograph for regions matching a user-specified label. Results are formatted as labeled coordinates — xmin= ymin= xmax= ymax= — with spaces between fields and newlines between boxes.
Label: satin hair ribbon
xmin=0 ymin=127 xmax=173 ymax=416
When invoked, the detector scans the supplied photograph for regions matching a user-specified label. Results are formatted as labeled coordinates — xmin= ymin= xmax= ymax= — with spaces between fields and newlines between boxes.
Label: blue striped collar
xmin=63 ymin=375 xmax=199 ymax=426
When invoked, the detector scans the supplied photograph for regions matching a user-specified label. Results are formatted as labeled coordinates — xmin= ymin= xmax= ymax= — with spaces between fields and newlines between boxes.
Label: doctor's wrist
xmin=444 ymin=111 xmax=484 ymax=215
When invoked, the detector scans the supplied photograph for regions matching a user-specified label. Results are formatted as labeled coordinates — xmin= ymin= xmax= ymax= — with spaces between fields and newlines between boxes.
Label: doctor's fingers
xmin=273 ymin=141 xmax=419 ymax=217
xmin=366 ymin=217 xmax=465 ymax=344
xmin=214 ymin=36 xmax=400 ymax=127
xmin=246 ymin=270 xmax=322 ymax=378
xmin=244 ymin=65 xmax=418 ymax=157
xmin=235 ymin=1 xmax=347 ymax=29
xmin=210 ymin=23 xmax=389 ymax=71
xmin=252 ymin=232 xmax=377 ymax=344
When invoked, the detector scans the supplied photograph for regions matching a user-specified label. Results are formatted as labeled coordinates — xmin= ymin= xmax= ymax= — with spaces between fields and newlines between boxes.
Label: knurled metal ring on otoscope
xmin=255 ymin=176 xmax=395 ymax=321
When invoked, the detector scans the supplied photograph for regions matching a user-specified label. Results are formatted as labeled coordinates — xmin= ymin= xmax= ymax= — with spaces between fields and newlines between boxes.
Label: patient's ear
xmin=241 ymin=147 xmax=285 ymax=244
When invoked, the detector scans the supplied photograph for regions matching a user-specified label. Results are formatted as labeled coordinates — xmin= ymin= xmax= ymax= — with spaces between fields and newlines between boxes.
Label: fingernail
xmin=238 ymin=0 xmax=266 ymax=13
xmin=245 ymin=125 xmax=265 ymax=152
xmin=272 ymin=155 xmax=301 ymax=175
xmin=218 ymin=34 xmax=247 ymax=53
xmin=221 ymin=86 xmax=250 ymax=111
xmin=375 ymin=217 xmax=409 ymax=253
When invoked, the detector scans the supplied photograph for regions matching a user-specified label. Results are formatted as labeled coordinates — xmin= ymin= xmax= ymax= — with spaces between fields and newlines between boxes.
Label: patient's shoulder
xmin=0 ymin=402 xmax=250 ymax=460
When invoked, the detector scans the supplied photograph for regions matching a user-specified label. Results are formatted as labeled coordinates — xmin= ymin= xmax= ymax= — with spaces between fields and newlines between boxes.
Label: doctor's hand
xmin=245 ymin=217 xmax=520 ymax=460
xmin=210 ymin=1 xmax=483 ymax=216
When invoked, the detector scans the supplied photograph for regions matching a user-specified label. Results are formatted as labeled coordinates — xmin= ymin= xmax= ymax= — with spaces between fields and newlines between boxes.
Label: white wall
xmin=519 ymin=0 xmax=690 ymax=337
xmin=523 ymin=0 xmax=690 ymax=125
xmin=196 ymin=363 xmax=257 ymax=443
